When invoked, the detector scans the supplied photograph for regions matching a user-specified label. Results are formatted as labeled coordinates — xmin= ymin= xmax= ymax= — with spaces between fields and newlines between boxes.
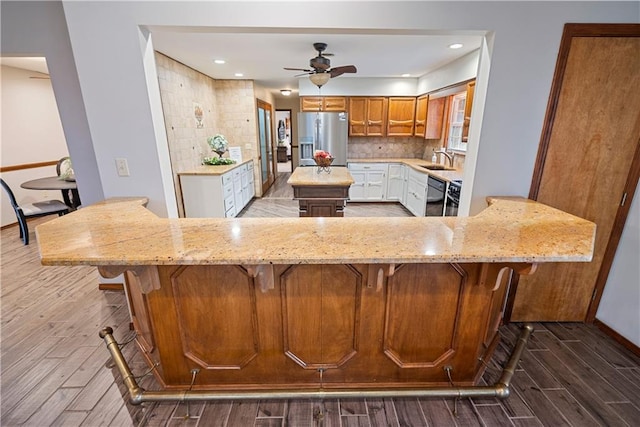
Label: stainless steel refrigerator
xmin=298 ymin=112 xmax=348 ymax=166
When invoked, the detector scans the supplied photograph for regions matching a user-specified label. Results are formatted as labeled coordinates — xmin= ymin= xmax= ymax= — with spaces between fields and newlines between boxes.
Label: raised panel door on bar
xmin=126 ymin=262 xmax=515 ymax=390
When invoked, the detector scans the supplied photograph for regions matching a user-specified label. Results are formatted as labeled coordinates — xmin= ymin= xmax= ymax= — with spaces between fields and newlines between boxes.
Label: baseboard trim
xmin=98 ymin=283 xmax=124 ymax=291
xmin=594 ymin=319 xmax=640 ymax=357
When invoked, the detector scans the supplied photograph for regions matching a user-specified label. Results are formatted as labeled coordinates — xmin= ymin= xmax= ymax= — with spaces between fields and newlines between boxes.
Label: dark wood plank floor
xmin=2 ymin=172 xmax=639 ymax=426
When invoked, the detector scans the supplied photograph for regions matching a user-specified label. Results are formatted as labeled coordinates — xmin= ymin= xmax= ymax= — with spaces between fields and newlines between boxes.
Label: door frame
xmin=257 ymin=99 xmax=276 ymax=194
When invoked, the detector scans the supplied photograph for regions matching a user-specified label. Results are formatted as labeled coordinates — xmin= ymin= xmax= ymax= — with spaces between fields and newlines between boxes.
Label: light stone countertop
xmin=177 ymin=159 xmax=253 ymax=176
xmin=287 ymin=166 xmax=355 ymax=186
xmin=35 ymin=197 xmax=595 ymax=267
xmin=348 ymin=158 xmax=463 ymax=182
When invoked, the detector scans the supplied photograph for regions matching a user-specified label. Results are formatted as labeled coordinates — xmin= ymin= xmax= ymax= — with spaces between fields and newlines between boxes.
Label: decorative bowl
xmin=314 ymin=157 xmax=334 ymax=167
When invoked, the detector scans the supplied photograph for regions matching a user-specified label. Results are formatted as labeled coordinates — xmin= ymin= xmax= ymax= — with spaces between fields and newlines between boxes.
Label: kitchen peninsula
xmin=35 ymin=197 xmax=595 ymax=404
xmin=287 ymin=166 xmax=354 ymax=217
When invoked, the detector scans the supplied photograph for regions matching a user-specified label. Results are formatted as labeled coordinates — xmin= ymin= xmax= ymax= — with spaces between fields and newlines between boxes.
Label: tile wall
xmin=155 ymin=52 xmax=259 ymax=216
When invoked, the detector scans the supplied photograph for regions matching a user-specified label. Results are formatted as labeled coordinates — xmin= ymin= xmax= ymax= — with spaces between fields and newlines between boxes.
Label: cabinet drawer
xmin=408 ymin=168 xmax=429 ymax=185
xmin=223 ymin=183 xmax=234 ymax=199
xmin=224 ymin=196 xmax=235 ymax=211
xmin=222 ymin=173 xmax=233 ymax=186
xmin=348 ymin=163 xmax=387 ymax=172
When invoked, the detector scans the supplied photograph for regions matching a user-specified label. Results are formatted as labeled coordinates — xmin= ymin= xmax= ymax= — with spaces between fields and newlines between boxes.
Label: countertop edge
xmin=36 ymin=196 xmax=597 ymax=267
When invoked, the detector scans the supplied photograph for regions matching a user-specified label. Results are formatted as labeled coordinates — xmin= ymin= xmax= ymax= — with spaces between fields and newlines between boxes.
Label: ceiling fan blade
xmin=330 ymin=65 xmax=357 ymax=78
xmin=284 ymin=67 xmax=311 ymax=72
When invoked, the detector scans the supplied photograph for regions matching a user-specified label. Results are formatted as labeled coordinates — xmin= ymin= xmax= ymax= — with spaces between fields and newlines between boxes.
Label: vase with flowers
xmin=203 ymin=134 xmax=236 ymax=166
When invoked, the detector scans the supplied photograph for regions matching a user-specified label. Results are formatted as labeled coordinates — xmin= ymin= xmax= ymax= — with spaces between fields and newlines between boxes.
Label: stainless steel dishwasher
xmin=426 ymin=176 xmax=446 ymax=216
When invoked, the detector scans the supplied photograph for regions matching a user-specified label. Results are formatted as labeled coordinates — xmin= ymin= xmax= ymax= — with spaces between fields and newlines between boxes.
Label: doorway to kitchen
xmin=275 ymin=109 xmax=292 ymax=174
xmin=257 ymin=99 xmax=276 ymax=194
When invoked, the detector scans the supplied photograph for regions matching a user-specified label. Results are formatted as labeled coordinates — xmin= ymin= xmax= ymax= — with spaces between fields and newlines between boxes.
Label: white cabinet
xmin=405 ymin=168 xmax=428 ymax=217
xmin=232 ymin=167 xmax=243 ymax=216
xmin=242 ymin=161 xmax=255 ymax=206
xmin=386 ymin=164 xmax=406 ymax=202
xmin=348 ymin=163 xmax=388 ymax=201
xmin=180 ymin=162 xmax=254 ymax=218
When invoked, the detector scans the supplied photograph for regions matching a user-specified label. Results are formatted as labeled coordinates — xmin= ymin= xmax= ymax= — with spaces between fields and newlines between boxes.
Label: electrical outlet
xmin=115 ymin=158 xmax=130 ymax=177
xmin=245 ymin=143 xmax=252 ymax=149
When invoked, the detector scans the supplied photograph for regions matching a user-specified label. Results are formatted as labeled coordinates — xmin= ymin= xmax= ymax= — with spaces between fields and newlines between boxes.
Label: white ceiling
xmin=0 ymin=57 xmax=49 ymax=74
xmin=150 ymin=30 xmax=484 ymax=97
xmin=1 ymin=32 xmax=484 ymax=97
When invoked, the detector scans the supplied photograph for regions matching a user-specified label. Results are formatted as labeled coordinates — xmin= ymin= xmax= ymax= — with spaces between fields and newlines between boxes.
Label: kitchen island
xmin=287 ymin=166 xmax=354 ymax=217
xmin=35 ymin=197 xmax=595 ymax=404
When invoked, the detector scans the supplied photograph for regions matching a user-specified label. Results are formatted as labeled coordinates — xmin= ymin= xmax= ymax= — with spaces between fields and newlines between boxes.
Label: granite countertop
xmin=348 ymin=158 xmax=463 ymax=182
xmin=178 ymin=159 xmax=253 ymax=176
xmin=36 ymin=197 xmax=595 ymax=267
xmin=287 ymin=166 xmax=355 ymax=186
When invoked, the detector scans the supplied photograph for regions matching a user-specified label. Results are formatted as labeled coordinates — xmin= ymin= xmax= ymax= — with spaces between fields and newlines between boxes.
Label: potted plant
xmin=203 ymin=134 xmax=236 ymax=165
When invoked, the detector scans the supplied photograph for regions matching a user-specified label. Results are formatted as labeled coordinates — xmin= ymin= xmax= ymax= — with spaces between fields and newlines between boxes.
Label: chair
xmin=1 ymin=178 xmax=70 ymax=245
xmin=56 ymin=156 xmax=73 ymax=178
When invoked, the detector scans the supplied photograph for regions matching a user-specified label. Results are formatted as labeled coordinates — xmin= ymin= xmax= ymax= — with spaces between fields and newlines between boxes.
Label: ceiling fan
xmin=284 ymin=42 xmax=357 ymax=87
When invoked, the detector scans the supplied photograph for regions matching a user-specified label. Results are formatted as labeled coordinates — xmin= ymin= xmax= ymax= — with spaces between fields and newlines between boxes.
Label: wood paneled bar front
xmin=35 ymin=197 xmax=595 ymax=404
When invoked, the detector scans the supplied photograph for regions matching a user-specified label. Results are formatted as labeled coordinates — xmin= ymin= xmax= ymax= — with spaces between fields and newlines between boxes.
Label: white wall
xmin=417 ymin=49 xmax=480 ymax=95
xmin=597 ymin=186 xmax=640 ymax=347
xmin=0 ymin=1 xmax=104 ymax=207
xmin=0 ymin=65 xmax=69 ymax=227
xmin=299 ymin=77 xmax=418 ymax=97
xmin=2 ymin=1 xmax=638 ymax=343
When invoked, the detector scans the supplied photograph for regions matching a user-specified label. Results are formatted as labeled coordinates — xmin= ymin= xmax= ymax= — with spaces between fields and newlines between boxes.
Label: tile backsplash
xmin=348 ymin=136 xmax=465 ymax=169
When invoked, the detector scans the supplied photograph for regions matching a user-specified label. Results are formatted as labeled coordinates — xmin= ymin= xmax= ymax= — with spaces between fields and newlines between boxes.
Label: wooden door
xmin=301 ymin=97 xmax=323 ymax=112
xmin=366 ymin=97 xmax=387 ymax=136
xmin=348 ymin=97 xmax=367 ymax=136
xmin=387 ymin=97 xmax=416 ymax=136
xmin=414 ymin=95 xmax=428 ymax=137
xmin=257 ymin=99 xmax=276 ymax=194
xmin=425 ymin=97 xmax=445 ymax=139
xmin=323 ymin=96 xmax=347 ymax=112
xmin=510 ymin=24 xmax=640 ymax=322
xmin=461 ymin=81 xmax=475 ymax=143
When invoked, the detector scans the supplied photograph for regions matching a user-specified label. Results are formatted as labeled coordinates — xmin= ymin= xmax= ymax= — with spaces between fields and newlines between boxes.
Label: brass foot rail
xmin=99 ymin=323 xmax=534 ymax=405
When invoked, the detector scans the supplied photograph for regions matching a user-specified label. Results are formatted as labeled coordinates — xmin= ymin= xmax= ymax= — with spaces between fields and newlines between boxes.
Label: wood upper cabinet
xmin=387 ymin=97 xmax=416 ymax=137
xmin=301 ymin=96 xmax=347 ymax=112
xmin=414 ymin=95 xmax=428 ymax=137
xmin=461 ymin=80 xmax=475 ymax=142
xmin=425 ymin=97 xmax=445 ymax=139
xmin=348 ymin=97 xmax=387 ymax=136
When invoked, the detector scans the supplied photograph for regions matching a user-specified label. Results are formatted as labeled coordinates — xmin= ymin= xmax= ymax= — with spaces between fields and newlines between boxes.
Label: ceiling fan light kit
xmin=309 ymin=72 xmax=331 ymax=88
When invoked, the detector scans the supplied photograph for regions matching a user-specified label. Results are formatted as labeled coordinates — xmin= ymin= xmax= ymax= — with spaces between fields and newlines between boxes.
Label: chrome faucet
xmin=435 ymin=149 xmax=455 ymax=168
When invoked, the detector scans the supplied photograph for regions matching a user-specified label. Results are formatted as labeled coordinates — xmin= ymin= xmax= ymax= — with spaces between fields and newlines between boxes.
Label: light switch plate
xmin=115 ymin=158 xmax=130 ymax=177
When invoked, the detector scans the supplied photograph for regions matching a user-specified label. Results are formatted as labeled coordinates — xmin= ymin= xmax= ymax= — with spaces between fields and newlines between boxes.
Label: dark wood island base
xmin=288 ymin=166 xmax=354 ymax=217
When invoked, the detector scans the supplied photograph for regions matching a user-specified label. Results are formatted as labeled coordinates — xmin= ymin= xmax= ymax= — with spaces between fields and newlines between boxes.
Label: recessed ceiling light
xmin=213 ymin=59 xmax=225 ymax=64
xmin=401 ymin=73 xmax=411 ymax=78
xmin=234 ymin=73 xmax=243 ymax=77
xmin=449 ymin=43 xmax=463 ymax=49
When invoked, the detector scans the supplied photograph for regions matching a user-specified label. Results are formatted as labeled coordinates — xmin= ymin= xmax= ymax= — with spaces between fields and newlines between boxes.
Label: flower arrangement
xmin=207 ymin=134 xmax=229 ymax=157
xmin=203 ymin=134 xmax=236 ymax=166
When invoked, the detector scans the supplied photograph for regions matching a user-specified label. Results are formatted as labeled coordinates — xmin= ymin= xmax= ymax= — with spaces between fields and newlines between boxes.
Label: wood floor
xmin=2 ymin=171 xmax=639 ymax=426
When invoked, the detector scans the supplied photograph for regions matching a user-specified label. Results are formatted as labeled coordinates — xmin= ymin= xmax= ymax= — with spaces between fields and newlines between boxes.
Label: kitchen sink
xmin=420 ymin=164 xmax=455 ymax=171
